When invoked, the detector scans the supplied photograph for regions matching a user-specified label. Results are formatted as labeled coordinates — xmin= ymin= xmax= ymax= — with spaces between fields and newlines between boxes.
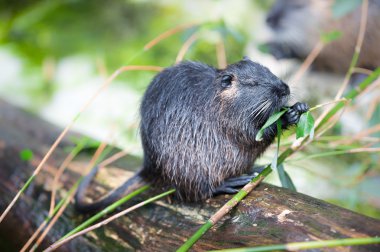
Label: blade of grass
xmin=44 ymin=188 xmax=175 ymax=252
xmin=20 ymin=193 xmax=68 ymax=252
xmin=277 ymin=164 xmax=296 ymax=191
xmin=177 ymin=166 xmax=272 ymax=252
xmin=334 ymin=0 xmax=368 ymax=100
xmin=61 ymin=184 xmax=150 ymax=240
xmin=271 ymin=120 xmax=282 ymax=170
xmin=144 ymin=23 xmax=199 ymax=50
xmin=277 ymin=68 xmax=380 ymax=167
xmin=256 ymin=109 xmax=287 ymax=141
xmin=50 ymin=137 xmax=89 ymax=215
xmin=176 ymin=32 xmax=199 ymax=63
xmin=0 ymin=65 xmax=162 ymax=224
xmin=209 ymin=237 xmax=380 ymax=252
xmin=288 ymin=147 xmax=380 ymax=162
xmin=30 ymin=138 xmax=110 ymax=251
xmin=21 ymin=139 xmax=89 ymax=252
xmin=316 ymin=69 xmax=380 ymax=131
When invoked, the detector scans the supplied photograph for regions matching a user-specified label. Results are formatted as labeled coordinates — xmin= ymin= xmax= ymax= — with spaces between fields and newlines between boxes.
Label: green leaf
xmin=256 ymin=109 xmax=288 ymax=141
xmin=332 ymin=0 xmax=362 ymax=19
xmin=277 ymin=164 xmax=296 ymax=191
xmin=19 ymin=149 xmax=34 ymax=161
xmin=271 ymin=120 xmax=282 ymax=170
xmin=321 ymin=30 xmax=343 ymax=44
xmin=296 ymin=111 xmax=315 ymax=139
xmin=257 ymin=43 xmax=270 ymax=54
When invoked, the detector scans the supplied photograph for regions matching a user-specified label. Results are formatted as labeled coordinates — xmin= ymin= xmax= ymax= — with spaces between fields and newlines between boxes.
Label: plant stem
xmin=0 ymin=66 xmax=162 ymax=224
xmin=45 ymin=188 xmax=175 ymax=252
xmin=61 ymin=184 xmax=150 ymax=240
xmin=209 ymin=237 xmax=380 ymax=252
xmin=177 ymin=166 xmax=272 ymax=252
xmin=278 ymin=68 xmax=380 ymax=166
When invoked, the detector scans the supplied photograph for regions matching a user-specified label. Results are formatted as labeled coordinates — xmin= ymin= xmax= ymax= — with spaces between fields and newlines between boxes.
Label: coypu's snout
xmin=272 ymin=80 xmax=290 ymax=97
xmin=280 ymin=81 xmax=290 ymax=96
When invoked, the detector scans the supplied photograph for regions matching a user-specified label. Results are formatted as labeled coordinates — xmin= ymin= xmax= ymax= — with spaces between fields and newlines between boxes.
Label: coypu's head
xmin=214 ymin=57 xmax=290 ymax=130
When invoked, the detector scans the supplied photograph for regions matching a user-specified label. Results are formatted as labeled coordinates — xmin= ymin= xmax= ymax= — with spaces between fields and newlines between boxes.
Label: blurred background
xmin=0 ymin=0 xmax=379 ymax=219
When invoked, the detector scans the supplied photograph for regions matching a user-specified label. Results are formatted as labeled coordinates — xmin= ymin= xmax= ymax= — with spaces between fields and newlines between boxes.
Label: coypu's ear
xmin=221 ymin=74 xmax=233 ymax=88
xmin=242 ymin=56 xmax=251 ymax=61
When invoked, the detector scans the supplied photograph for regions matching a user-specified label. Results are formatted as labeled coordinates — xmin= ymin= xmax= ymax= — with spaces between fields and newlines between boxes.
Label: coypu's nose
xmin=277 ymin=81 xmax=290 ymax=97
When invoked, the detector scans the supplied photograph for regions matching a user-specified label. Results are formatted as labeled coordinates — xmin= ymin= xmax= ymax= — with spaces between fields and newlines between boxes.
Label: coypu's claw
xmin=282 ymin=102 xmax=309 ymax=126
xmin=213 ymin=166 xmax=265 ymax=195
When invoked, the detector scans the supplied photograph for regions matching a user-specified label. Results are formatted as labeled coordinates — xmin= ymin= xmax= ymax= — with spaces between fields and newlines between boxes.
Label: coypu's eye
xmin=221 ymin=74 xmax=233 ymax=88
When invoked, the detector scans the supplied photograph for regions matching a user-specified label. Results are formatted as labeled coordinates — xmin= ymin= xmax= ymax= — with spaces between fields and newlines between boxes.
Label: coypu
xmin=264 ymin=0 xmax=380 ymax=73
xmin=75 ymin=58 xmax=308 ymax=213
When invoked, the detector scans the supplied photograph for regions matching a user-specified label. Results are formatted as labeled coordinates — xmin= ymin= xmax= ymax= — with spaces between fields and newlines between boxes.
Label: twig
xmin=332 ymin=124 xmax=380 ymax=145
xmin=315 ymin=0 xmax=369 ymax=129
xmin=290 ymin=41 xmax=324 ymax=85
xmin=49 ymin=139 xmax=88 ymax=215
xmin=44 ymin=189 xmax=175 ymax=252
xmin=334 ymin=0 xmax=368 ymax=100
xmin=177 ymin=167 xmax=272 ymax=252
xmin=31 ymin=139 xmax=109 ymax=251
xmin=366 ymin=96 xmax=380 ymax=120
xmin=176 ymin=32 xmax=199 ymax=63
xmin=0 ymin=65 xmax=162 ymax=224
xmin=353 ymin=67 xmax=373 ymax=75
xmin=216 ymin=38 xmax=227 ymax=69
xmin=19 ymin=197 xmax=66 ymax=252
xmin=288 ymin=147 xmax=380 ymax=162
xmin=144 ymin=23 xmax=198 ymax=50
xmin=309 ymin=98 xmax=348 ymax=112
xmin=279 ymin=68 xmax=380 ymax=170
xmin=208 ymin=237 xmax=380 ymax=252
xmin=98 ymin=149 xmax=129 ymax=167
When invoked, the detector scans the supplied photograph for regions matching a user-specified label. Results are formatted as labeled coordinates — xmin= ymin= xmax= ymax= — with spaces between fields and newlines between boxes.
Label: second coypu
xmin=75 ymin=58 xmax=308 ymax=213
xmin=264 ymin=0 xmax=380 ymax=73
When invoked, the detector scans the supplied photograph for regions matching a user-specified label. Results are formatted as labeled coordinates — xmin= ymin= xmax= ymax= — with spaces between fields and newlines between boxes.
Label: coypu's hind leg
xmin=212 ymin=166 xmax=265 ymax=195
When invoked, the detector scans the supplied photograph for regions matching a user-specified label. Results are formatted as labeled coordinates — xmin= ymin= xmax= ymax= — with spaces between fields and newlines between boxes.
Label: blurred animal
xmin=265 ymin=0 xmax=380 ymax=73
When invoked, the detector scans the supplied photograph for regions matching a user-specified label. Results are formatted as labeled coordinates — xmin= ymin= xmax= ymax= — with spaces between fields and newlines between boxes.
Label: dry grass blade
xmin=290 ymin=41 xmax=324 ymax=85
xmin=44 ymin=189 xmax=176 ymax=252
xmin=216 ymin=39 xmax=227 ymax=69
xmin=177 ymin=167 xmax=272 ymax=252
xmin=30 ymin=140 xmax=109 ymax=251
xmin=315 ymin=0 xmax=369 ymax=128
xmin=144 ymin=23 xmax=198 ymax=50
xmin=335 ymin=0 xmax=369 ymax=100
xmin=0 ymin=65 xmax=162 ymax=224
xmin=98 ymin=150 xmax=129 ymax=167
xmin=176 ymin=32 xmax=199 ymax=63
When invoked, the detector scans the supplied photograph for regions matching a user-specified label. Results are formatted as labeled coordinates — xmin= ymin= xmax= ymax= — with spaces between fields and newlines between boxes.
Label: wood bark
xmin=0 ymin=99 xmax=379 ymax=252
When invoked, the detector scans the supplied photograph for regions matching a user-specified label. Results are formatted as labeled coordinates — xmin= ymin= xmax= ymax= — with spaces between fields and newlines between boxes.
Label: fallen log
xmin=0 ymin=99 xmax=379 ymax=252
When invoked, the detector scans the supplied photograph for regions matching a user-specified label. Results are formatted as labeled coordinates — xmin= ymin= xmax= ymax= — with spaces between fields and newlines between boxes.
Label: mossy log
xmin=0 ymin=99 xmax=379 ymax=252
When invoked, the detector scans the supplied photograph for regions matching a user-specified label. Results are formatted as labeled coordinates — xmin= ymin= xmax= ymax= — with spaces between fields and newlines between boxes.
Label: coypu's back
xmin=265 ymin=0 xmax=380 ymax=73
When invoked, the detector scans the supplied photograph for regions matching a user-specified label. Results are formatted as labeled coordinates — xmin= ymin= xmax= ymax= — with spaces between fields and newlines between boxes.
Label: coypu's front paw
xmin=282 ymin=102 xmax=309 ymax=126
xmin=212 ymin=165 xmax=266 ymax=195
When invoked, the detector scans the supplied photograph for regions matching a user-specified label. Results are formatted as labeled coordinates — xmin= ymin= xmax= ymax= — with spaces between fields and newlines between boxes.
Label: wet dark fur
xmin=76 ymin=59 xmax=306 ymax=212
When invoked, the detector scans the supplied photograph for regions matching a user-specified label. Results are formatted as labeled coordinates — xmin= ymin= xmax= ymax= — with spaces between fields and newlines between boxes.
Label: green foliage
xmin=19 ymin=148 xmax=33 ymax=161
xmin=257 ymin=43 xmax=270 ymax=54
xmin=296 ymin=111 xmax=315 ymax=139
xmin=277 ymin=164 xmax=296 ymax=191
xmin=321 ymin=30 xmax=343 ymax=44
xmin=255 ymin=109 xmax=288 ymax=141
